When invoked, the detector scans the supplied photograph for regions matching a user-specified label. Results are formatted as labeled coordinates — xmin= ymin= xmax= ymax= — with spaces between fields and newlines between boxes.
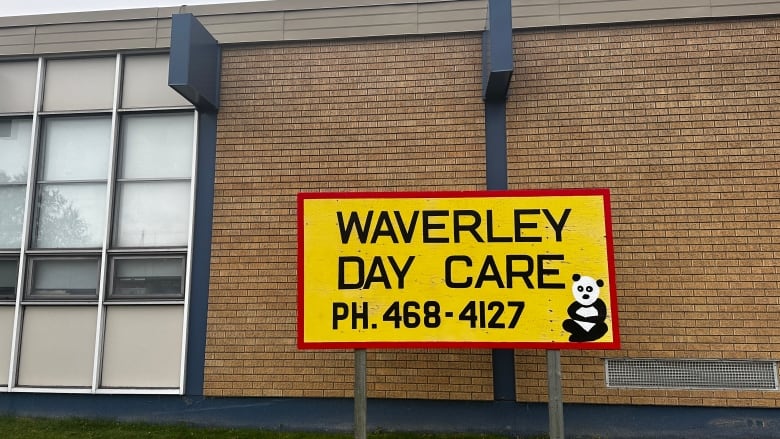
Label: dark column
xmin=169 ymin=13 xmax=221 ymax=396
xmin=482 ymin=0 xmax=515 ymax=401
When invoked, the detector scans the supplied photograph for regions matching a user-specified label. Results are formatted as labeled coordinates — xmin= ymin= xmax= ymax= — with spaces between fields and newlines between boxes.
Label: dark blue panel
xmin=485 ymin=101 xmax=508 ymax=191
xmin=168 ymin=12 xmax=220 ymax=395
xmin=483 ymin=0 xmax=514 ymax=401
xmin=169 ymin=14 xmax=220 ymax=111
xmin=184 ymin=110 xmax=218 ymax=396
xmin=482 ymin=0 xmax=513 ymax=101
xmin=485 ymin=100 xmax=513 ymax=401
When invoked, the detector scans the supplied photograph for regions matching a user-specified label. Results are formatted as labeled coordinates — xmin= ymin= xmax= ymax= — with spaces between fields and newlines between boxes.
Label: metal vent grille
xmin=605 ymin=359 xmax=778 ymax=390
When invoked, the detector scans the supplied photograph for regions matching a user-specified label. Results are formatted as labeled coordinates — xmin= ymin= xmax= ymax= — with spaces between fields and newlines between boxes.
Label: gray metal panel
xmin=559 ymin=0 xmax=711 ymax=25
xmin=712 ymin=1 xmax=780 ymax=16
xmin=155 ymin=18 xmax=173 ymax=49
xmin=0 ymin=8 xmax=160 ymax=28
xmin=0 ymin=27 xmax=36 ymax=56
xmin=198 ymin=12 xmax=284 ymax=44
xmin=3 ymin=0 xmax=780 ymax=56
xmin=184 ymin=0 xmax=419 ymax=15
xmin=512 ymin=1 xmax=561 ymax=28
xmin=284 ymin=4 xmax=418 ymax=40
xmin=418 ymin=0 xmax=486 ymax=34
xmin=33 ymin=20 xmax=160 ymax=54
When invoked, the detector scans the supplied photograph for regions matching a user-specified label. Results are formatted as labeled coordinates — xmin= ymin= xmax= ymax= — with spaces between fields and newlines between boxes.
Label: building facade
xmin=0 ymin=0 xmax=779 ymax=436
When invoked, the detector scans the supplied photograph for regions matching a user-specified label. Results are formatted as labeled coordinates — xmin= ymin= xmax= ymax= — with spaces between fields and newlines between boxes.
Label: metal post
xmin=354 ymin=349 xmax=367 ymax=439
xmin=547 ymin=350 xmax=564 ymax=439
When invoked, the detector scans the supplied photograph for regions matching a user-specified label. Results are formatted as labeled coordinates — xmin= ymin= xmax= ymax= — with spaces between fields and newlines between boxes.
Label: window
xmin=34 ymin=117 xmax=111 ymax=249
xmin=26 ymin=257 xmax=100 ymax=300
xmin=0 ymin=259 xmax=17 ymax=300
xmin=0 ymin=118 xmax=32 ymax=249
xmin=0 ymin=54 xmax=196 ymax=393
xmin=109 ymin=256 xmax=185 ymax=299
xmin=113 ymin=113 xmax=193 ymax=248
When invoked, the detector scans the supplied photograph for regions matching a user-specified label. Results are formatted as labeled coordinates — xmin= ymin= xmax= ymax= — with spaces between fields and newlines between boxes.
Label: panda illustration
xmin=562 ymin=273 xmax=608 ymax=342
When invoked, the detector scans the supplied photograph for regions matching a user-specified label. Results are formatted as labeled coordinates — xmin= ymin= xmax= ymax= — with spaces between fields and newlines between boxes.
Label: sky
xmin=0 ymin=0 xmax=259 ymax=17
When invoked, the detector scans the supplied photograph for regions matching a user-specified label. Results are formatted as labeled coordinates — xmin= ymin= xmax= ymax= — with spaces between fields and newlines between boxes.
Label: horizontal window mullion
xmin=117 ymin=106 xmax=193 ymax=114
xmin=107 ymin=248 xmax=186 ymax=254
xmin=115 ymin=177 xmax=190 ymax=183
xmin=35 ymin=179 xmax=107 ymax=184
xmin=37 ymin=110 xmax=112 ymax=117
xmin=25 ymin=249 xmax=101 ymax=255
xmin=0 ymin=112 xmax=34 ymax=118
xmin=103 ymin=301 xmax=184 ymax=306
xmin=20 ymin=301 xmax=98 ymax=306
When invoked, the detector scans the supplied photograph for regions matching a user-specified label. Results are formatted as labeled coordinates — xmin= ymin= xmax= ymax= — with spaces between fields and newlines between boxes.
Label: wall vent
xmin=605 ymin=359 xmax=778 ymax=390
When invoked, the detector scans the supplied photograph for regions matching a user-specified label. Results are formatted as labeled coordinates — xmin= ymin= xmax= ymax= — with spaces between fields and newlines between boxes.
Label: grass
xmin=0 ymin=416 xmax=524 ymax=439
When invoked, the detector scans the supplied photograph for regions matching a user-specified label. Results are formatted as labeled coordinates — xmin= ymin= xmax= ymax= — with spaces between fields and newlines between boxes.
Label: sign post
xmin=297 ymin=189 xmax=620 ymax=436
xmin=547 ymin=350 xmax=564 ymax=439
xmin=354 ymin=349 xmax=367 ymax=439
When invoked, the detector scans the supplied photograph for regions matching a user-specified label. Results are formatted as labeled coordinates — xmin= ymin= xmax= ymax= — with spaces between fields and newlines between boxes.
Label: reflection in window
xmin=33 ymin=117 xmax=110 ymax=249
xmin=34 ymin=184 xmax=106 ymax=248
xmin=109 ymin=257 xmax=184 ymax=299
xmin=0 ymin=118 xmax=32 ymax=183
xmin=26 ymin=258 xmax=99 ymax=300
xmin=113 ymin=181 xmax=190 ymax=247
xmin=0 ymin=259 xmax=18 ymax=300
xmin=113 ymin=112 xmax=193 ymax=249
xmin=0 ymin=118 xmax=32 ymax=249
xmin=119 ymin=114 xmax=193 ymax=179
xmin=0 ymin=186 xmax=26 ymax=249
xmin=40 ymin=117 xmax=111 ymax=181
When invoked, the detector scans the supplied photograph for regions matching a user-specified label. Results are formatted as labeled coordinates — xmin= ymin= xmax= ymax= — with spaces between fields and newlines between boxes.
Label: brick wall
xmin=207 ymin=34 xmax=493 ymax=399
xmin=208 ymin=16 xmax=779 ymax=406
xmin=508 ymin=17 xmax=780 ymax=407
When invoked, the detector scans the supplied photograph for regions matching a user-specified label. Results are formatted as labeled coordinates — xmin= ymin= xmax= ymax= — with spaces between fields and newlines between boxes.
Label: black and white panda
xmin=562 ymin=273 xmax=608 ymax=342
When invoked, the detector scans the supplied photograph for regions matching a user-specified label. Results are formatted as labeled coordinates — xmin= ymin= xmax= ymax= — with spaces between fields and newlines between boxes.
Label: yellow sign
xmin=297 ymin=189 xmax=619 ymax=349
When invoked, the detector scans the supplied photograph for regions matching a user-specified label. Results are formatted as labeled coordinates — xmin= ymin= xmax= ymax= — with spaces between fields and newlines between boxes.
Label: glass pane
xmin=0 ymin=259 xmax=18 ymax=300
xmin=113 ymin=181 xmax=190 ymax=247
xmin=41 ymin=117 xmax=111 ymax=181
xmin=0 ymin=186 xmax=26 ymax=249
xmin=0 ymin=61 xmax=38 ymax=114
xmin=27 ymin=258 xmax=99 ymax=299
xmin=34 ymin=183 xmax=106 ymax=248
xmin=42 ymin=57 xmax=115 ymax=112
xmin=110 ymin=257 xmax=184 ymax=299
xmin=122 ymin=55 xmax=190 ymax=109
xmin=0 ymin=118 xmax=32 ymax=182
xmin=17 ymin=306 xmax=97 ymax=387
xmin=119 ymin=113 xmax=194 ymax=179
xmin=101 ymin=306 xmax=183 ymax=388
xmin=0 ymin=307 xmax=13 ymax=385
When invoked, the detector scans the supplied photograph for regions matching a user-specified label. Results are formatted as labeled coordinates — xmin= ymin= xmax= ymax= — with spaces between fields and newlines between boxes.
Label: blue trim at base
xmin=0 ymin=395 xmax=778 ymax=438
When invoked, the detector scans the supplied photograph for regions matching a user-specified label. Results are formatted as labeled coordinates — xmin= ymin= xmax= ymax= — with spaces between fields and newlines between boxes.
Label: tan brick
xmin=206 ymin=33 xmax=491 ymax=400
xmin=509 ymin=16 xmax=780 ymax=408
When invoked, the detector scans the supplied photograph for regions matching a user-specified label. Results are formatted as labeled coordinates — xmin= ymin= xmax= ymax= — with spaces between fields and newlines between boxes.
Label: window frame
xmin=0 ymin=258 xmax=19 ymax=301
xmin=107 ymin=254 xmax=187 ymax=301
xmin=0 ymin=53 xmax=197 ymax=395
xmin=24 ymin=255 xmax=101 ymax=301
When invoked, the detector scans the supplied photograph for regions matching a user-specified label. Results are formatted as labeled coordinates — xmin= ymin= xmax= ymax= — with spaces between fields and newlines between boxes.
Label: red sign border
xmin=297 ymin=188 xmax=620 ymax=350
